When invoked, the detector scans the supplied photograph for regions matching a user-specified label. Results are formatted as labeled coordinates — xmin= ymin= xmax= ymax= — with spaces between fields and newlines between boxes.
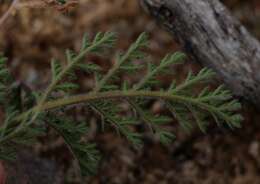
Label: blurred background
xmin=0 ymin=0 xmax=260 ymax=183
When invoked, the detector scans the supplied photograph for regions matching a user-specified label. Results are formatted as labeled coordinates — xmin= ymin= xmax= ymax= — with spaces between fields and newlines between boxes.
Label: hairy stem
xmin=33 ymin=91 xmax=230 ymax=122
xmin=0 ymin=90 xmax=232 ymax=144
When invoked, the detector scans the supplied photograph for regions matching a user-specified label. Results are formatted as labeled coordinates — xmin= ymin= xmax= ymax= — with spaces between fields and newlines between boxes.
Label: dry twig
xmin=0 ymin=0 xmax=19 ymax=27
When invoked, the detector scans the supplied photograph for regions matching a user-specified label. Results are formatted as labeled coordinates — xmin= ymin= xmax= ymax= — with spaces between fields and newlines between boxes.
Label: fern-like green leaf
xmin=0 ymin=32 xmax=243 ymax=178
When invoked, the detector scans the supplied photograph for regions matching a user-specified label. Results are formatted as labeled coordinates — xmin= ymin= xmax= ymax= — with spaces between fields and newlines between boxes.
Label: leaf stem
xmin=25 ymin=90 xmax=231 ymax=122
xmin=0 ymin=89 xmax=233 ymax=144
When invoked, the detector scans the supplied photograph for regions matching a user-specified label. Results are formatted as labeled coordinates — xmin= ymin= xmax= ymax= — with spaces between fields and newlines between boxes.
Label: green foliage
xmin=0 ymin=32 xmax=243 ymax=177
xmin=47 ymin=114 xmax=100 ymax=176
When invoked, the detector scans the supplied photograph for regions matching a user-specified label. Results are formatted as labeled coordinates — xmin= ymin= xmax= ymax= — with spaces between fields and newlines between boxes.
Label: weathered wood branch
xmin=141 ymin=0 xmax=260 ymax=107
